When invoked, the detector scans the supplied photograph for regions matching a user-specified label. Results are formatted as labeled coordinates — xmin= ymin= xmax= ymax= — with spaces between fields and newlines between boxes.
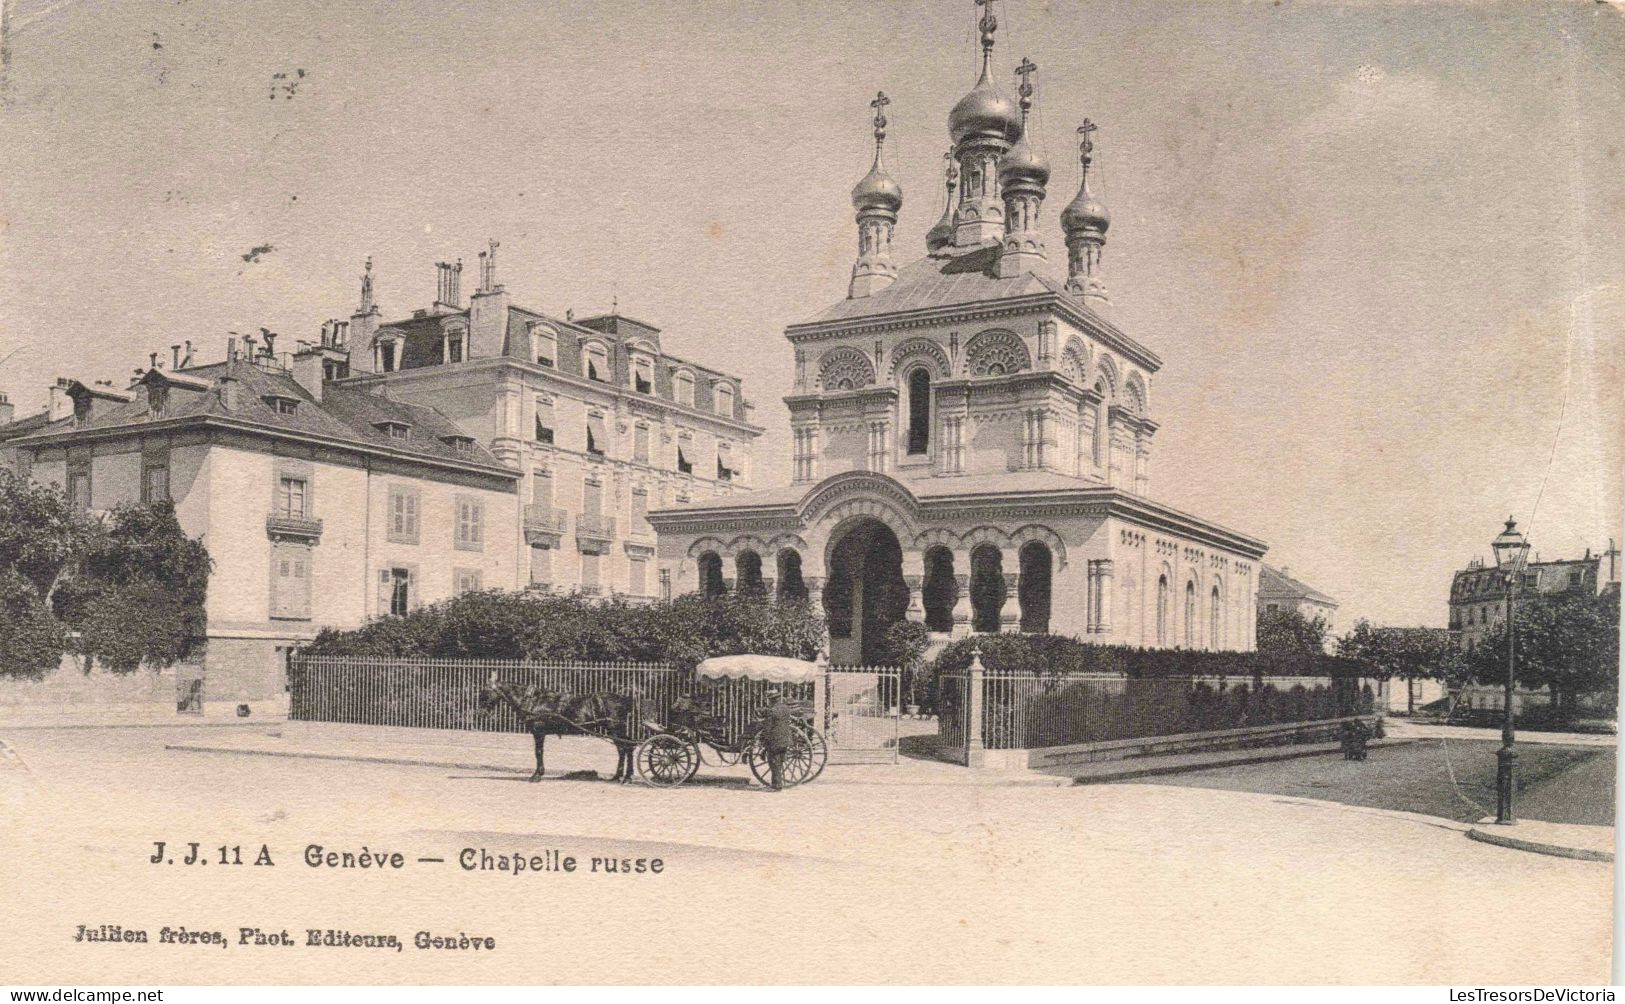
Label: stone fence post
xmin=966 ymin=644 xmax=986 ymax=767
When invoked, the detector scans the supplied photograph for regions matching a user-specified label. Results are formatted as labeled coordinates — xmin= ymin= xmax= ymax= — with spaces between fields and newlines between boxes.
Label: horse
xmin=479 ymin=675 xmax=640 ymax=783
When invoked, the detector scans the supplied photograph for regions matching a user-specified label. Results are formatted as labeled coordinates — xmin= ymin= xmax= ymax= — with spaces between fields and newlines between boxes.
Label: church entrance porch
xmin=824 ymin=517 xmax=908 ymax=665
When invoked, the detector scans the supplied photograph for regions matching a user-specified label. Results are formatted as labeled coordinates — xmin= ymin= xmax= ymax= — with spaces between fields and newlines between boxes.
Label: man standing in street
xmin=760 ymin=692 xmax=796 ymax=791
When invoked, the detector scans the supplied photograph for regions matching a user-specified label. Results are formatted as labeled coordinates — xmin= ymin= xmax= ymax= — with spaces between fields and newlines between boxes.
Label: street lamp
xmin=1490 ymin=517 xmax=1531 ymax=825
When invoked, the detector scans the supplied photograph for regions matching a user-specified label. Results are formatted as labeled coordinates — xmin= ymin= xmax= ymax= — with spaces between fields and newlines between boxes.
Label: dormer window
xmin=262 ymin=394 xmax=299 ymax=416
xmin=441 ymin=434 xmax=476 ymax=455
xmin=147 ymin=384 xmax=169 ymax=418
xmin=584 ymin=341 xmax=609 ymax=382
xmin=444 ymin=329 xmax=465 ymax=364
xmin=714 ymin=381 xmax=735 ymax=417
xmin=374 ymin=420 xmax=411 ymax=441
xmin=633 ymin=356 xmax=654 ymax=394
xmin=674 ymin=370 xmax=695 ymax=407
xmin=531 ymin=324 xmax=556 ymax=367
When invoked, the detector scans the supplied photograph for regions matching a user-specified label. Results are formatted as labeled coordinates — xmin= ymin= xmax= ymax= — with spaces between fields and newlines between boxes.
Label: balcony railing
xmin=523 ymin=504 xmax=567 ymax=532
xmin=575 ymin=513 xmax=616 ymax=542
xmin=266 ymin=513 xmax=324 ymax=541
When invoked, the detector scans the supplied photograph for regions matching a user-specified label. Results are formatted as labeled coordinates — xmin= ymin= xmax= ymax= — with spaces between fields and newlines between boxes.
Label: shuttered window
xmin=454 ymin=497 xmax=484 ymax=551
xmin=270 ymin=543 xmax=311 ymax=620
xmin=388 ymin=487 xmax=419 ymax=544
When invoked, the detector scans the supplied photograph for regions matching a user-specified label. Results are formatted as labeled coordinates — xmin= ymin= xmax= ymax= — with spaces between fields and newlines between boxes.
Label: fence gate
xmin=820 ymin=665 xmax=901 ymax=764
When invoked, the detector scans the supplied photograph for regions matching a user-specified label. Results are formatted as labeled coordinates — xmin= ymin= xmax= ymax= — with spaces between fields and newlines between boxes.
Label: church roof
xmin=808 ymin=246 xmax=1070 ymax=324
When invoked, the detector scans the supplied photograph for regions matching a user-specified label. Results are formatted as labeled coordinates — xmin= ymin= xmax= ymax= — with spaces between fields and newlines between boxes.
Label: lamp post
xmin=1490 ymin=517 xmax=1530 ymax=825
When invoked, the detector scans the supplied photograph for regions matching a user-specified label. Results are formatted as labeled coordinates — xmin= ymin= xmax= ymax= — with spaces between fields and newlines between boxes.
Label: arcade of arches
xmin=651 ymin=473 xmax=1262 ymax=660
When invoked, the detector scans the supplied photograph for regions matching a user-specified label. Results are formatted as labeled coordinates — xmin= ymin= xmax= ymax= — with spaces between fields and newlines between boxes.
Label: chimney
xmin=350 ymin=259 xmax=380 ymax=373
xmin=291 ymin=345 xmax=325 ymax=402
xmin=0 ymin=392 xmax=12 ymax=427
xmin=171 ymin=345 xmax=181 ymax=369
xmin=433 ymin=260 xmax=463 ymax=314
xmin=47 ymin=378 xmax=73 ymax=421
xmin=468 ymin=239 xmax=508 ymax=359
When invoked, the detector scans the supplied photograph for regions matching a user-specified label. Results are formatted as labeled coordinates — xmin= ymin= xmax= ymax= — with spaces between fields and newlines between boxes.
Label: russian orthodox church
xmin=648 ymin=10 xmax=1266 ymax=663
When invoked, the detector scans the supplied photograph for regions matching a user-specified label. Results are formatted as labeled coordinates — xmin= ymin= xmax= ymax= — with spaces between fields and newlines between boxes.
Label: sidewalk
xmin=1059 ymin=737 xmax=1416 ymax=784
xmin=164 ymin=728 xmax=1071 ymax=787
xmin=1467 ymin=817 xmax=1615 ymax=862
xmin=1383 ymin=718 xmax=1616 ymax=747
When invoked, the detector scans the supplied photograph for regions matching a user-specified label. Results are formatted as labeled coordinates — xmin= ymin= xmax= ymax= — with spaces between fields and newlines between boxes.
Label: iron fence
xmin=937 ymin=669 xmax=1376 ymax=753
xmin=822 ymin=665 xmax=901 ymax=764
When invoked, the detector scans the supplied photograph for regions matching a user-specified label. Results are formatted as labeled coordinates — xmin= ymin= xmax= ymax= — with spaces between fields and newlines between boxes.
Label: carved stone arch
xmin=725 ymin=534 xmax=769 ymax=560
xmin=1060 ymin=336 xmax=1090 ymax=386
xmin=960 ymin=525 xmax=1013 ymax=549
xmin=817 ymin=345 xmax=876 ymax=391
xmin=764 ymin=533 xmax=809 ymax=555
xmin=797 ymin=470 xmax=919 ymax=526
xmin=886 ymin=337 xmax=952 ymax=382
xmin=686 ymin=536 xmax=728 ymax=560
xmin=1008 ymin=524 xmax=1069 ymax=572
xmin=373 ymin=327 xmax=406 ymax=347
xmin=440 ymin=316 xmax=468 ymax=335
xmin=1095 ymin=353 xmax=1120 ymax=399
xmin=912 ymin=527 xmax=960 ymax=551
xmin=817 ymin=498 xmax=915 ymax=548
xmin=1124 ymin=370 xmax=1149 ymax=415
xmin=965 ymin=328 xmax=1032 ymax=377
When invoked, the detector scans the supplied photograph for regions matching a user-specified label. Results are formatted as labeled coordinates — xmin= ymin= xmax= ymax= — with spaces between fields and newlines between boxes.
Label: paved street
xmin=1 ymin=723 xmax=1613 ymax=984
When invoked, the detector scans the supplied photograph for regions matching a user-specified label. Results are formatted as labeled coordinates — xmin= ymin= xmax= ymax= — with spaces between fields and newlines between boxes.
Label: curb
xmin=1068 ymin=737 xmax=1418 ymax=785
xmin=165 ymin=741 xmax=1072 ymax=787
xmin=1465 ymin=825 xmax=1614 ymax=863
xmin=0 ymin=718 xmax=287 ymax=732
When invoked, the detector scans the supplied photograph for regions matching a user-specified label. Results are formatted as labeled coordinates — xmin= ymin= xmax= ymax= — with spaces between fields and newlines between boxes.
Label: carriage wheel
xmin=745 ymin=725 xmax=829 ymax=788
xmin=636 ymin=734 xmax=698 ymax=788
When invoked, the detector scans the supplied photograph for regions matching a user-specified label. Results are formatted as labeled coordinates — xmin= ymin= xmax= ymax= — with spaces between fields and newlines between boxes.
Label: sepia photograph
xmin=0 ymin=0 xmax=1620 ymax=989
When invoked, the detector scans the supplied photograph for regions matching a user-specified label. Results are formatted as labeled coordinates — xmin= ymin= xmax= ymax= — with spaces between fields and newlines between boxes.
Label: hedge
xmin=929 ymin=633 xmax=1368 ymax=680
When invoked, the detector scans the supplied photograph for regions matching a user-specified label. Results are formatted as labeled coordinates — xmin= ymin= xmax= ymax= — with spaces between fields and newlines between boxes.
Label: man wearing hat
xmin=760 ymin=692 xmax=797 ymax=791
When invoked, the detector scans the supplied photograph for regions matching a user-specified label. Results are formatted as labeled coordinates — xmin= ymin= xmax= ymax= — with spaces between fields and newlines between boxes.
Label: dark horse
xmin=479 ymin=675 xmax=641 ymax=783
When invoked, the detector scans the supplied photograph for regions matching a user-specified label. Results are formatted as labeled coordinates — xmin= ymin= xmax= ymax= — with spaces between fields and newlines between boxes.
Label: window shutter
xmin=377 ymin=569 xmax=392 ymax=616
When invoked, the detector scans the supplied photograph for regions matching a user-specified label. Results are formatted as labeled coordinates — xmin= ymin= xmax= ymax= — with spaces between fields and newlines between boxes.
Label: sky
xmin=2 ymin=0 xmax=1622 ymax=631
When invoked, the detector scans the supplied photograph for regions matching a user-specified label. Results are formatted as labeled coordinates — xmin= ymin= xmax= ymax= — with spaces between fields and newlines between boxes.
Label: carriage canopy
xmin=695 ymin=655 xmax=820 ymax=684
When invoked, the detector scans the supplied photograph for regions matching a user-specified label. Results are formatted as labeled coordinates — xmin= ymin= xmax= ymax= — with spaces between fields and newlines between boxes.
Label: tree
xmin=1465 ymin=589 xmax=1619 ymax=718
xmin=0 ymin=468 xmax=93 ymax=607
xmin=1256 ymin=607 xmax=1328 ymax=657
xmin=54 ymin=501 xmax=212 ymax=673
xmin=1336 ymin=620 xmax=1464 ymax=713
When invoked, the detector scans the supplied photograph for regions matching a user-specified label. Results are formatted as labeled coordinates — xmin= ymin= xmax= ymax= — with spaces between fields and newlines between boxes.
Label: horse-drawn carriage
xmin=634 ymin=655 xmax=830 ymax=788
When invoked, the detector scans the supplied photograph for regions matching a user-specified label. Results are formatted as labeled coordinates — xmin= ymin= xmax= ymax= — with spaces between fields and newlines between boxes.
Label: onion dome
xmin=949 ymin=8 xmax=1021 ymax=147
xmin=852 ymin=90 xmax=902 ymax=214
xmin=1061 ymin=119 xmax=1110 ymax=237
xmin=851 ymin=160 xmax=902 ymax=214
xmin=999 ymin=133 xmax=1050 ymax=189
xmin=925 ymin=151 xmax=958 ymax=252
xmin=949 ymin=68 xmax=1022 ymax=148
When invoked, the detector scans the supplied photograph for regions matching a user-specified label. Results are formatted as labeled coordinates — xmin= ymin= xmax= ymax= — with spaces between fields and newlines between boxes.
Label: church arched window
xmin=1184 ymin=581 xmax=1197 ymax=648
xmin=1156 ymin=575 xmax=1170 ymax=646
xmin=906 ymin=367 xmax=931 ymax=454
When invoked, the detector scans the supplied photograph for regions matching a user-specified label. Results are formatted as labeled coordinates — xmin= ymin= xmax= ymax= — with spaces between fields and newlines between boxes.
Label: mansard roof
xmin=11 ymin=358 xmax=514 ymax=478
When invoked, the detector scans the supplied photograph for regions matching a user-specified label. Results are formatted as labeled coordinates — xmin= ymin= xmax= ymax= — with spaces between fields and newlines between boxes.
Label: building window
xmin=455 ymin=568 xmax=483 ymax=594
xmin=277 ymin=476 xmax=308 ymax=519
xmin=148 ymin=384 xmax=169 ymax=418
xmin=633 ymin=356 xmax=654 ymax=394
xmin=532 ymin=325 xmax=556 ymax=367
xmin=582 ymin=480 xmax=603 ymax=517
xmin=659 ymin=568 xmax=672 ymax=602
xmin=633 ymin=423 xmax=650 ymax=463
xmin=142 ymin=465 xmax=170 ymax=504
xmin=631 ymin=490 xmax=647 ymax=529
xmin=374 ymin=421 xmax=411 ymax=440
xmin=584 ymin=341 xmax=609 ymax=382
xmin=715 ymin=382 xmax=734 ymax=417
xmin=532 ymin=469 xmax=553 ymax=505
xmin=378 ymin=567 xmax=413 ymax=617
xmin=629 ymin=556 xmax=648 ymax=596
xmin=676 ymin=446 xmax=692 ymax=474
xmin=388 ymin=486 xmax=420 ymax=544
xmin=716 ymin=445 xmax=734 ymax=482
xmin=530 ymin=544 xmax=552 ymax=586
xmin=535 ymin=397 xmax=555 ymax=444
xmin=906 ymin=368 xmax=931 ymax=454
xmin=67 ymin=470 xmax=91 ymax=512
xmin=1184 ymin=581 xmax=1197 ymax=647
xmin=379 ymin=341 xmax=397 ymax=373
xmin=586 ymin=414 xmax=608 ymax=457
xmin=1210 ymin=585 xmax=1223 ymax=649
xmin=581 ymin=552 xmax=601 ymax=591
xmin=1157 ymin=576 xmax=1170 ymax=645
xmin=271 ymin=542 xmax=312 ymax=620
xmin=1265 ymin=602 xmax=1278 ymax=613
xmin=675 ymin=370 xmax=695 ymax=407
xmin=263 ymin=395 xmax=299 ymax=415
xmin=455 ymin=497 xmax=485 ymax=551
xmin=1568 ymin=571 xmax=1582 ymax=588
xmin=445 ymin=329 xmax=465 ymax=364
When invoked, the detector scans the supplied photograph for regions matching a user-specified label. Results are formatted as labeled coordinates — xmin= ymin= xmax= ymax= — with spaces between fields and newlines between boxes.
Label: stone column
xmin=1091 ymin=559 xmax=1114 ymax=637
xmin=1000 ymin=547 xmax=1022 ymax=632
xmin=951 ymin=569 xmax=973 ymax=636
xmin=902 ymin=550 xmax=925 ymax=623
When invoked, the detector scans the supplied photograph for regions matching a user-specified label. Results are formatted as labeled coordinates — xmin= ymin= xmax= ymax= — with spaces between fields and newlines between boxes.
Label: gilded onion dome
xmin=1061 ymin=120 xmax=1110 ymax=237
xmin=852 ymin=91 xmax=902 ymax=214
xmin=998 ymin=132 xmax=1050 ymax=189
xmin=949 ymin=66 xmax=1022 ymax=148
